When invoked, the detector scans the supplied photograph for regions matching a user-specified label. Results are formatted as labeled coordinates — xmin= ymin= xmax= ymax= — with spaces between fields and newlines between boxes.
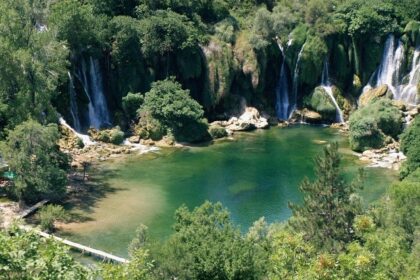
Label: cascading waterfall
xmin=321 ymin=59 xmax=344 ymax=123
xmin=362 ymin=34 xmax=419 ymax=105
xmin=290 ymin=44 xmax=305 ymax=118
xmin=399 ymin=47 xmax=420 ymax=104
xmin=67 ymin=72 xmax=81 ymax=132
xmin=75 ymin=57 xmax=111 ymax=129
xmin=59 ymin=117 xmax=95 ymax=146
xmin=275 ymin=43 xmax=291 ymax=120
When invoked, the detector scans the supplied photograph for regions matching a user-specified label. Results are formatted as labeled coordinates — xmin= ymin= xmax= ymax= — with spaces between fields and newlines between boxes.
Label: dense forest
xmin=0 ymin=0 xmax=419 ymax=279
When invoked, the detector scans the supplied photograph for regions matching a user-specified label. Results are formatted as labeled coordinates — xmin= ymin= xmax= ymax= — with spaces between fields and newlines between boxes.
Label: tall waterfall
xmin=321 ymin=59 xmax=344 ymax=123
xmin=363 ymin=34 xmax=419 ymax=105
xmin=76 ymin=57 xmax=111 ymax=129
xmin=275 ymin=43 xmax=291 ymax=120
xmin=290 ymin=44 xmax=305 ymax=117
xmin=67 ymin=72 xmax=81 ymax=131
xmin=400 ymin=47 xmax=420 ymax=104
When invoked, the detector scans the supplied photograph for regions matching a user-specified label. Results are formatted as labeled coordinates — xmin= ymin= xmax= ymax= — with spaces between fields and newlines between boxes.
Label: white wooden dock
xmin=19 ymin=225 xmax=129 ymax=264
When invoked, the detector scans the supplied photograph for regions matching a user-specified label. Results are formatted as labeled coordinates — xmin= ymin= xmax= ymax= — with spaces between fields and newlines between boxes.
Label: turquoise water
xmin=61 ymin=126 xmax=396 ymax=257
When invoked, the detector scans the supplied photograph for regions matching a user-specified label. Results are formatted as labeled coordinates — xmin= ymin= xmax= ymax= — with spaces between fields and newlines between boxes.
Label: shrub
xmin=94 ymin=127 xmax=125 ymax=145
xmin=122 ymin=92 xmax=144 ymax=121
xmin=349 ymin=99 xmax=403 ymax=151
xmin=399 ymin=116 xmax=420 ymax=178
xmin=139 ymin=78 xmax=209 ymax=142
xmin=349 ymin=117 xmax=386 ymax=152
xmin=110 ymin=128 xmax=125 ymax=145
xmin=38 ymin=204 xmax=68 ymax=232
xmin=209 ymin=126 xmax=228 ymax=139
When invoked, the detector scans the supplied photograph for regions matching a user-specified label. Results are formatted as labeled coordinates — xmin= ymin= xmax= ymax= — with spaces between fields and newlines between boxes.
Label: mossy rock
xmin=234 ymin=32 xmax=260 ymax=90
xmin=305 ymin=86 xmax=336 ymax=122
xmin=90 ymin=127 xmax=125 ymax=145
xmin=404 ymin=21 xmax=420 ymax=46
xmin=351 ymin=75 xmax=362 ymax=97
xmin=349 ymin=117 xmax=386 ymax=152
xmin=302 ymin=109 xmax=322 ymax=124
xmin=202 ymin=38 xmax=236 ymax=110
xmin=209 ymin=125 xmax=228 ymax=139
xmin=284 ymin=24 xmax=308 ymax=71
xmin=358 ymin=85 xmax=390 ymax=107
xmin=299 ymin=36 xmax=328 ymax=89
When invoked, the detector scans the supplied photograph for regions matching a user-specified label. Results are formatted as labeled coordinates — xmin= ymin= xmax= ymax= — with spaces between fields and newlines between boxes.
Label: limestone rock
xmin=359 ymin=85 xmax=389 ymax=107
xmin=302 ymin=109 xmax=322 ymax=124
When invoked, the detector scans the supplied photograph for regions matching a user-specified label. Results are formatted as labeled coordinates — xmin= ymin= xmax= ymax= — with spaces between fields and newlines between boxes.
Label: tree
xmin=38 ymin=204 xmax=69 ymax=232
xmin=0 ymin=0 xmax=68 ymax=128
xmin=399 ymin=115 xmax=420 ymax=178
xmin=139 ymin=78 xmax=209 ymax=142
xmin=1 ymin=120 xmax=69 ymax=204
xmin=138 ymin=10 xmax=199 ymax=75
xmin=289 ymin=142 xmax=363 ymax=251
xmin=0 ymin=226 xmax=91 ymax=279
xmin=154 ymin=201 xmax=263 ymax=279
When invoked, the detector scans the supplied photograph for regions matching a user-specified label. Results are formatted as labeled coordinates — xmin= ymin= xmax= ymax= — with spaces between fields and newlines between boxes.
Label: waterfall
xmin=275 ymin=43 xmax=291 ymax=120
xmin=75 ymin=57 xmax=111 ymax=129
xmin=290 ymin=44 xmax=305 ymax=118
xmin=67 ymin=72 xmax=81 ymax=132
xmin=399 ymin=47 xmax=420 ymax=105
xmin=362 ymin=34 xmax=419 ymax=105
xmin=321 ymin=59 xmax=344 ymax=123
xmin=59 ymin=117 xmax=95 ymax=146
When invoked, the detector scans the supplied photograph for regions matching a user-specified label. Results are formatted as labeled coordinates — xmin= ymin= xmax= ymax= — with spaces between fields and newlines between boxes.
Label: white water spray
xmin=321 ymin=59 xmax=344 ymax=123
xmin=59 ymin=117 xmax=95 ymax=146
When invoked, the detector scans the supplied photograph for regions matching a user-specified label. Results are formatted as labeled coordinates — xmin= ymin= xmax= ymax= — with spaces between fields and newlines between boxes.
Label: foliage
xmin=0 ymin=226 xmax=91 ymax=279
xmin=50 ymin=0 xmax=108 ymax=55
xmin=38 ymin=204 xmax=68 ymax=232
xmin=122 ymin=92 xmax=144 ymax=122
xmin=154 ymin=201 xmax=264 ymax=279
xmin=0 ymin=120 xmax=68 ymax=204
xmin=139 ymin=79 xmax=209 ymax=142
xmin=209 ymin=126 xmax=228 ymax=139
xmin=289 ymin=143 xmax=363 ymax=251
xmin=399 ymin=115 xmax=420 ymax=178
xmin=349 ymin=99 xmax=403 ymax=152
xmin=0 ymin=0 xmax=68 ymax=128
xmin=334 ymin=0 xmax=401 ymax=38
xmin=94 ymin=127 xmax=125 ymax=145
xmin=138 ymin=10 xmax=199 ymax=59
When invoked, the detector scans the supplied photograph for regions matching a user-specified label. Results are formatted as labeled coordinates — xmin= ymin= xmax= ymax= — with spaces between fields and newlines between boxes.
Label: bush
xmin=139 ymin=78 xmax=209 ymax=142
xmin=209 ymin=126 xmax=228 ymax=139
xmin=110 ymin=128 xmax=125 ymax=145
xmin=122 ymin=92 xmax=144 ymax=121
xmin=399 ymin=116 xmax=420 ymax=178
xmin=38 ymin=204 xmax=68 ymax=232
xmin=349 ymin=117 xmax=386 ymax=152
xmin=349 ymin=99 xmax=403 ymax=151
xmin=94 ymin=127 xmax=125 ymax=145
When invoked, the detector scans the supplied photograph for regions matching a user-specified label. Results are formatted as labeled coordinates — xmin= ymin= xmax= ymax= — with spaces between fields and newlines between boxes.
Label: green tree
xmin=0 ymin=0 xmax=68 ymax=127
xmin=399 ymin=115 xmax=420 ymax=178
xmin=154 ymin=201 xmax=263 ymax=279
xmin=49 ymin=0 xmax=108 ymax=55
xmin=139 ymin=78 xmax=209 ymax=142
xmin=122 ymin=92 xmax=144 ymax=121
xmin=289 ymin=143 xmax=363 ymax=251
xmin=1 ymin=120 xmax=69 ymax=204
xmin=38 ymin=204 xmax=69 ymax=232
xmin=0 ymin=226 xmax=91 ymax=279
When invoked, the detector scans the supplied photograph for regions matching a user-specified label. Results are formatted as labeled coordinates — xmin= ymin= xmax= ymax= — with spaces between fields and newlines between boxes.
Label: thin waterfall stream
xmin=321 ymin=60 xmax=344 ymax=123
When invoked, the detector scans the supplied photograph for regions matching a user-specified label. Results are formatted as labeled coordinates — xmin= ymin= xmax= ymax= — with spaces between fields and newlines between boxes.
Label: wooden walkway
xmin=19 ymin=199 xmax=49 ymax=218
xmin=19 ymin=225 xmax=129 ymax=263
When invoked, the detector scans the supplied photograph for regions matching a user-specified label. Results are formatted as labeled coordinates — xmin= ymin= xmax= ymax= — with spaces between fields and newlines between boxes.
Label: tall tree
xmin=0 ymin=0 xmax=68 ymax=128
xmin=1 ymin=120 xmax=69 ymax=204
xmin=289 ymin=142 xmax=363 ymax=251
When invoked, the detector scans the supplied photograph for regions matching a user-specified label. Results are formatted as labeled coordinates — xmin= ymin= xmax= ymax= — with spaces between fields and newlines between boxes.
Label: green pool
xmin=61 ymin=125 xmax=397 ymax=257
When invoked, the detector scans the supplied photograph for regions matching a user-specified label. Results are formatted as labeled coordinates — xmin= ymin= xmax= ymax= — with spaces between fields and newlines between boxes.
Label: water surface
xmin=61 ymin=126 xmax=396 ymax=257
